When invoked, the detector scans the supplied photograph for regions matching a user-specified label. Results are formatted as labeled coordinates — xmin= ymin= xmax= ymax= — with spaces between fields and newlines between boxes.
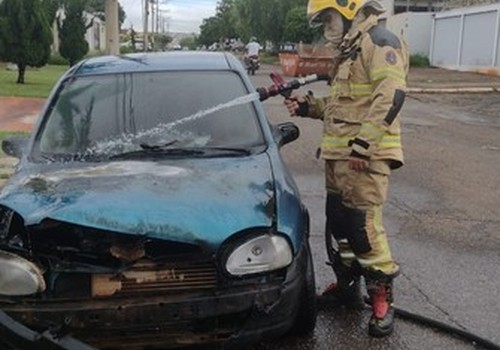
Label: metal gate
xmin=430 ymin=4 xmax=500 ymax=72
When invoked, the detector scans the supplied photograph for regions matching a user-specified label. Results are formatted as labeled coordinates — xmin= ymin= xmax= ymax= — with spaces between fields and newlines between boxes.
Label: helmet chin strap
xmin=348 ymin=9 xmax=367 ymax=36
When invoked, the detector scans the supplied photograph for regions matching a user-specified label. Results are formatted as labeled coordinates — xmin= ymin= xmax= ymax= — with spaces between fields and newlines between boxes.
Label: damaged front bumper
xmin=0 ymin=245 xmax=307 ymax=350
xmin=0 ymin=310 xmax=97 ymax=350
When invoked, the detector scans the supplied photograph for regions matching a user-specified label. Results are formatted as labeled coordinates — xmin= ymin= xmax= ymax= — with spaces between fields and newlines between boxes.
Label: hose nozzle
xmin=257 ymin=73 xmax=329 ymax=101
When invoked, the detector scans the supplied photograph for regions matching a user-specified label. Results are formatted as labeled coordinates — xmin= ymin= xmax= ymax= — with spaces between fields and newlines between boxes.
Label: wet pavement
xmin=248 ymin=65 xmax=500 ymax=350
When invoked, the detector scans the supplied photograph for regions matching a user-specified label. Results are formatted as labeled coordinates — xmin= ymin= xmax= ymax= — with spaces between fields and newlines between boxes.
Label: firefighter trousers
xmin=325 ymin=160 xmax=399 ymax=277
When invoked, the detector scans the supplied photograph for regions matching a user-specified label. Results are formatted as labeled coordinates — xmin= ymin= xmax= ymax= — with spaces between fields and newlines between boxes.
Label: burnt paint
xmin=0 ymin=154 xmax=301 ymax=251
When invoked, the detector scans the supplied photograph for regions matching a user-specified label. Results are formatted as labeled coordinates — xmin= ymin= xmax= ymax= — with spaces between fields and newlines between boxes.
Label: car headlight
xmin=0 ymin=250 xmax=46 ymax=296
xmin=225 ymin=235 xmax=293 ymax=276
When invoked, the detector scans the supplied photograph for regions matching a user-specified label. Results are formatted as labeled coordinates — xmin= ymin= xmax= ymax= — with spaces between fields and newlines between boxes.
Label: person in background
xmin=245 ymin=36 xmax=261 ymax=58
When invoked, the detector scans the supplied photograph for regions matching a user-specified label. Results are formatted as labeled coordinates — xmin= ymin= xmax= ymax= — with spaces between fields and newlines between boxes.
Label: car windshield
xmin=33 ymin=70 xmax=264 ymax=161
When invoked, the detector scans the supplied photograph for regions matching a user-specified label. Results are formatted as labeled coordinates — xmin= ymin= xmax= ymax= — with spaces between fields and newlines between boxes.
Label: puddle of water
xmin=84 ymin=92 xmax=260 ymax=157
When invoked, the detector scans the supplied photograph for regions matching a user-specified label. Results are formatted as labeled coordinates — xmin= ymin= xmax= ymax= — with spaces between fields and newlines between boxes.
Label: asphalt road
xmin=246 ymin=64 xmax=500 ymax=350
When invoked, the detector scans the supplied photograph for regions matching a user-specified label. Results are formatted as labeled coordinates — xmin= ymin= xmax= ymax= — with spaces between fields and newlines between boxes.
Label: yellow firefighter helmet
xmin=307 ymin=0 xmax=365 ymax=25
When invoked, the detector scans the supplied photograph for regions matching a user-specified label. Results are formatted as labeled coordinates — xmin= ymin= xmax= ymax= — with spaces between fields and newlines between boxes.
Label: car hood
xmin=0 ymin=156 xmax=275 ymax=249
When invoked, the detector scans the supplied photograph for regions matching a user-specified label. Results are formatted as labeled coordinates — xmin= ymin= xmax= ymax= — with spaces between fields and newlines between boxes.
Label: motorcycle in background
xmin=244 ymin=55 xmax=260 ymax=75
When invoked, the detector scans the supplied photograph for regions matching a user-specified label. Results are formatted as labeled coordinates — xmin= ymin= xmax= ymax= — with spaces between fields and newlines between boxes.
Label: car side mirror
xmin=275 ymin=122 xmax=300 ymax=147
xmin=2 ymin=135 xmax=29 ymax=159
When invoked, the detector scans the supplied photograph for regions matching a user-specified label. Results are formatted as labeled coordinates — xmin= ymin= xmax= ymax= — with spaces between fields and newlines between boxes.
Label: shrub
xmin=260 ymin=52 xmax=279 ymax=65
xmin=84 ymin=50 xmax=105 ymax=58
xmin=120 ymin=46 xmax=136 ymax=54
xmin=410 ymin=54 xmax=430 ymax=67
xmin=48 ymin=54 xmax=69 ymax=66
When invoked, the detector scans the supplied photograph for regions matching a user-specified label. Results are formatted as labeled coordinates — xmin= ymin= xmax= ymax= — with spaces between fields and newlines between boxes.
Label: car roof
xmin=72 ymin=51 xmax=240 ymax=76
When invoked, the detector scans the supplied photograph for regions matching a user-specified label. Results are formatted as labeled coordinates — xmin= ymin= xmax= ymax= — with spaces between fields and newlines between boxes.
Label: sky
xmin=119 ymin=0 xmax=218 ymax=34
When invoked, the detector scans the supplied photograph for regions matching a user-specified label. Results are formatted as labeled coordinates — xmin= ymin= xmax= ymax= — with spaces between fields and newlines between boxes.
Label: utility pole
xmin=105 ymin=0 xmax=120 ymax=55
xmin=156 ymin=0 xmax=160 ymax=34
xmin=151 ymin=0 xmax=155 ymax=35
xmin=159 ymin=9 xmax=169 ymax=33
xmin=143 ymin=0 xmax=149 ymax=51
xmin=150 ymin=0 xmax=156 ymax=50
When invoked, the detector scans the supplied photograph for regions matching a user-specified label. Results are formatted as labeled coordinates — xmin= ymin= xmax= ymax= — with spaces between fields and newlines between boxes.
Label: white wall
xmin=379 ymin=0 xmax=395 ymax=16
xmin=386 ymin=12 xmax=433 ymax=56
xmin=84 ymin=15 xmax=106 ymax=53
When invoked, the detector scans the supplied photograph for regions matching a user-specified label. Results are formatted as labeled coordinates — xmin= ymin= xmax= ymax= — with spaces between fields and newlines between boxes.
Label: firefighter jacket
xmin=306 ymin=14 xmax=409 ymax=170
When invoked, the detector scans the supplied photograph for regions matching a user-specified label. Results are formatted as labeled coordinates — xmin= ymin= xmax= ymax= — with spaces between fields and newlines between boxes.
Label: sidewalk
xmin=0 ymin=97 xmax=44 ymax=187
xmin=0 ymin=96 xmax=45 ymax=132
xmin=407 ymin=67 xmax=500 ymax=92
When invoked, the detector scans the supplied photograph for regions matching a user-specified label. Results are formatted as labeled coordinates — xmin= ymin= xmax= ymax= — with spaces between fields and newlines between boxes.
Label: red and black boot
xmin=367 ymin=279 xmax=395 ymax=337
xmin=320 ymin=263 xmax=364 ymax=309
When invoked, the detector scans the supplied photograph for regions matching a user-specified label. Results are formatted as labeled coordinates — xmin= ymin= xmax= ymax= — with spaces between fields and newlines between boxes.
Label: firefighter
xmin=284 ymin=0 xmax=409 ymax=337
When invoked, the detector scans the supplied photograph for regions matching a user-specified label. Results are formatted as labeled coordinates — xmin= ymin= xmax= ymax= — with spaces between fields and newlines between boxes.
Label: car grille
xmin=91 ymin=260 xmax=218 ymax=298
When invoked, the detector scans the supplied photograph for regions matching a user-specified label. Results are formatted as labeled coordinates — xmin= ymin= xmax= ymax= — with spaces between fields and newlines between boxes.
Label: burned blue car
xmin=0 ymin=52 xmax=316 ymax=350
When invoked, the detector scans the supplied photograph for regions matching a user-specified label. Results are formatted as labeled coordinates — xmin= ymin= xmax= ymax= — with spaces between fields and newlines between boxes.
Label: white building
xmin=51 ymin=9 xmax=106 ymax=54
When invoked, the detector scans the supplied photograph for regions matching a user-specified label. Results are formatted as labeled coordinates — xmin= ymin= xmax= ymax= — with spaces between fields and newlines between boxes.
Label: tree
xmin=283 ymin=6 xmax=321 ymax=44
xmin=198 ymin=16 xmax=223 ymax=47
xmin=0 ymin=0 xmax=53 ymax=84
xmin=58 ymin=0 xmax=93 ymax=66
xmin=41 ymin=0 xmax=60 ymax=25
xmin=153 ymin=33 xmax=172 ymax=51
xmin=198 ymin=0 xmax=309 ymax=49
xmin=214 ymin=0 xmax=237 ymax=40
xmin=86 ymin=0 xmax=126 ymax=28
xmin=180 ymin=36 xmax=197 ymax=50
xmin=130 ymin=26 xmax=137 ymax=52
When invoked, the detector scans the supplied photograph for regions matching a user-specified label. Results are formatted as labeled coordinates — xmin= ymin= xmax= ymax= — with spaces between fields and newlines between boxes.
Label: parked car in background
xmin=0 ymin=52 xmax=317 ymax=350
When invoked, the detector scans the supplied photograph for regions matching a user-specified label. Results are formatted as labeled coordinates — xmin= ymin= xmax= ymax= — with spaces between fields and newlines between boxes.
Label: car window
xmin=34 ymin=71 xmax=264 ymax=160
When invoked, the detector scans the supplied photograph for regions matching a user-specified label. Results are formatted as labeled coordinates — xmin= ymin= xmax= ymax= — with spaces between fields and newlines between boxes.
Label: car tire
xmin=290 ymin=240 xmax=317 ymax=335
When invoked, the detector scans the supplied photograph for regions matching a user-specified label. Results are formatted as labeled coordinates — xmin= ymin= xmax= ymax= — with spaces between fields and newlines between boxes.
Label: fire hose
xmin=257 ymin=72 xmax=500 ymax=350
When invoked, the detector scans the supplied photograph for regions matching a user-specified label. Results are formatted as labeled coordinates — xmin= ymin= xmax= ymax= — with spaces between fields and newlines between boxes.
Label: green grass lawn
xmin=0 ymin=63 xmax=68 ymax=98
xmin=0 ymin=130 xmax=29 ymax=142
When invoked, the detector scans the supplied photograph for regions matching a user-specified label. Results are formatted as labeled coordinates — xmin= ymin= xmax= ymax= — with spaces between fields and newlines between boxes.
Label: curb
xmin=407 ymin=87 xmax=500 ymax=93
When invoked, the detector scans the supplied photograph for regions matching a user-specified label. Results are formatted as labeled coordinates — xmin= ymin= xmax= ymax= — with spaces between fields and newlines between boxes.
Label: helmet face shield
xmin=309 ymin=10 xmax=328 ymax=28
xmin=309 ymin=12 xmax=322 ymax=28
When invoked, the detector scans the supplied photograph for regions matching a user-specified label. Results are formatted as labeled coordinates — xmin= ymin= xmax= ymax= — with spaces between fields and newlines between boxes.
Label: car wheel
xmin=290 ymin=240 xmax=317 ymax=335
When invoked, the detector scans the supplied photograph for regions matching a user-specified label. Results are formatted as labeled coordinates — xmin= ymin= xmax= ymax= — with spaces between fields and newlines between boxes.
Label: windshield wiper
xmin=109 ymin=147 xmax=205 ymax=159
xmin=199 ymin=147 xmax=252 ymax=156
xmin=39 ymin=153 xmax=56 ymax=162
xmin=139 ymin=140 xmax=178 ymax=150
